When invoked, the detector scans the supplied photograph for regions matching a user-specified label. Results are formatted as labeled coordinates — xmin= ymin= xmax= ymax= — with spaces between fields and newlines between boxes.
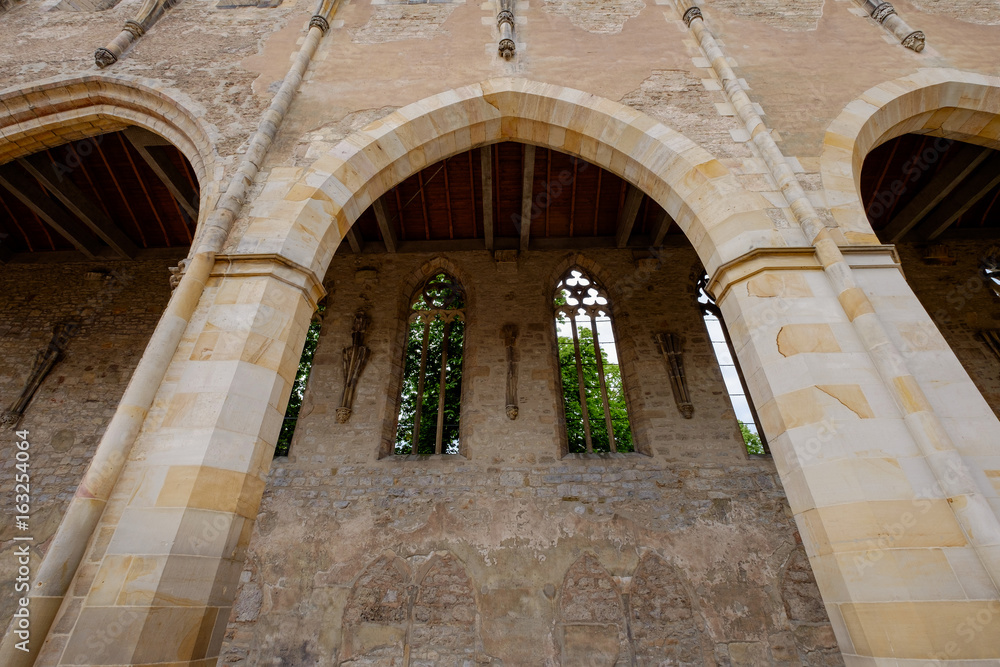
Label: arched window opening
xmin=275 ymin=306 xmax=325 ymax=457
xmin=395 ymin=273 xmax=466 ymax=455
xmin=555 ymin=268 xmax=633 ymax=454
xmin=697 ymin=276 xmax=767 ymax=455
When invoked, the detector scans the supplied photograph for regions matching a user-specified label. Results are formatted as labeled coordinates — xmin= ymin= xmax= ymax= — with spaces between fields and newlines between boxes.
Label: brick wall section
xmin=0 ymin=253 xmax=180 ymax=634
xmin=219 ymin=246 xmax=843 ymax=665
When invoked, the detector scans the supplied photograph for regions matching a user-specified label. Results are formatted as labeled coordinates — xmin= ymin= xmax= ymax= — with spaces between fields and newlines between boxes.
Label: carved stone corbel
xmin=502 ymin=324 xmax=518 ymax=419
xmin=168 ymin=257 xmax=190 ymax=290
xmin=497 ymin=0 xmax=516 ymax=59
xmin=655 ymin=332 xmax=693 ymax=419
xmin=337 ymin=312 xmax=371 ymax=423
xmin=94 ymin=0 xmax=181 ymax=68
xmin=2 ymin=323 xmax=74 ymax=427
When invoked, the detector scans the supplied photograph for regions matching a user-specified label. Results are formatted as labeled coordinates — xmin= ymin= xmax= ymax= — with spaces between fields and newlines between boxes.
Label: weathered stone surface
xmin=630 ymin=552 xmax=705 ymax=664
xmin=541 ymin=0 xmax=645 ymax=34
xmin=703 ymin=0 xmax=825 ymax=31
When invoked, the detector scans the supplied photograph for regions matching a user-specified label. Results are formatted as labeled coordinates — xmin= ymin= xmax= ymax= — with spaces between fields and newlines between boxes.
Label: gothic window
xmin=395 ymin=273 xmax=466 ymax=455
xmin=555 ymin=268 xmax=633 ymax=454
xmin=697 ymin=275 xmax=767 ymax=455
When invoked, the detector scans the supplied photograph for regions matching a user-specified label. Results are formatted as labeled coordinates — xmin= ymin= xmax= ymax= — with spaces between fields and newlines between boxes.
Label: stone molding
xmin=211 ymin=253 xmax=328 ymax=308
xmin=707 ymin=246 xmax=902 ymax=303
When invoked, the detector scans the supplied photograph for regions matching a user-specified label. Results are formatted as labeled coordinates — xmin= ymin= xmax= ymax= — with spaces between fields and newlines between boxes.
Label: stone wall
xmin=0 ymin=252 xmax=180 ymax=635
xmin=219 ymin=246 xmax=843 ymax=665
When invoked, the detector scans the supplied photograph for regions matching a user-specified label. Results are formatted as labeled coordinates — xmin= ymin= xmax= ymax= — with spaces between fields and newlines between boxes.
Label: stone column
xmin=714 ymin=251 xmax=1000 ymax=661
xmin=36 ymin=256 xmax=323 ymax=666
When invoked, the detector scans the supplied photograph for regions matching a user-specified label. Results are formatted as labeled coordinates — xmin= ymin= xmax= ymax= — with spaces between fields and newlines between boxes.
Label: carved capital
xmin=499 ymin=38 xmax=516 ymax=59
xmin=871 ymin=2 xmax=895 ymax=23
xmin=309 ymin=14 xmax=330 ymax=33
xmin=335 ymin=407 xmax=352 ymax=423
xmin=94 ymin=48 xmax=118 ymax=69
xmin=497 ymin=9 xmax=514 ymax=28
xmin=682 ymin=6 xmax=703 ymax=27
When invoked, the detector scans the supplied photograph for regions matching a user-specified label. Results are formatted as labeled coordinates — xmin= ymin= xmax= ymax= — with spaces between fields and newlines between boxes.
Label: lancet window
xmin=395 ymin=273 xmax=466 ymax=455
xmin=697 ymin=275 xmax=767 ymax=455
xmin=555 ymin=268 xmax=633 ymax=454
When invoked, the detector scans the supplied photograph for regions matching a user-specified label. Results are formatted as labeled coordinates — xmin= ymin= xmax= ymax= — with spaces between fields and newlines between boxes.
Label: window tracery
xmin=555 ymin=268 xmax=633 ymax=454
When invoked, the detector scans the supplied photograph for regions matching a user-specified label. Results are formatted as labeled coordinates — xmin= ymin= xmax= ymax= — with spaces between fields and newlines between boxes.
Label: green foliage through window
xmin=275 ymin=308 xmax=324 ymax=457
xmin=395 ymin=273 xmax=466 ymax=455
xmin=739 ymin=421 xmax=765 ymax=455
xmin=555 ymin=268 xmax=633 ymax=454
xmin=558 ymin=326 xmax=633 ymax=453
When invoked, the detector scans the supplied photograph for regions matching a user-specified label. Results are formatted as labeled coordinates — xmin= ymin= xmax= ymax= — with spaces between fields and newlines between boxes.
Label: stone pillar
xmin=37 ymin=256 xmax=323 ymax=666
xmin=714 ymin=251 xmax=1000 ymax=661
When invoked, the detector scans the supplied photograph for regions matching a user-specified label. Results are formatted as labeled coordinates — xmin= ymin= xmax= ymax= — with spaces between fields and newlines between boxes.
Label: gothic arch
xmin=235 ymin=78 xmax=780 ymax=283
xmin=0 ymin=74 xmax=218 ymax=233
xmin=821 ymin=68 xmax=1000 ymax=243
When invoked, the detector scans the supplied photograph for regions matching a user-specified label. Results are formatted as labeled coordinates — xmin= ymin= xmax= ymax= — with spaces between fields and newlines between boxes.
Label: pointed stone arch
xmin=0 ymin=74 xmax=219 ymax=237
xmin=234 ymin=78 xmax=780 ymax=285
xmin=821 ymin=68 xmax=1000 ymax=243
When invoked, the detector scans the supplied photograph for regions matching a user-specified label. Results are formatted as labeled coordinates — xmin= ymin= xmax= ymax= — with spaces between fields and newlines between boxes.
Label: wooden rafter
xmin=0 ymin=164 xmax=101 ymax=258
xmin=19 ymin=154 xmax=137 ymax=258
xmin=481 ymin=145 xmax=494 ymax=251
xmin=616 ymin=185 xmax=643 ymax=248
xmin=124 ymin=127 xmax=199 ymax=220
xmin=520 ymin=144 xmax=536 ymax=251
xmin=882 ymin=144 xmax=990 ymax=242
xmin=373 ymin=197 xmax=398 ymax=253
xmin=919 ymin=153 xmax=1000 ymax=240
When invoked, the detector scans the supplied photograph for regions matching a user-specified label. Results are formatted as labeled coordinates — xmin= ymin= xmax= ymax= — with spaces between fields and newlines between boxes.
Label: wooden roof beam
xmin=882 ymin=144 xmax=991 ymax=243
xmin=919 ymin=152 xmax=1000 ymax=240
xmin=616 ymin=184 xmax=643 ymax=248
xmin=345 ymin=225 xmax=363 ymax=254
xmin=373 ymin=197 xmax=398 ymax=253
xmin=124 ymin=127 xmax=199 ymax=220
xmin=18 ymin=154 xmax=137 ymax=259
xmin=481 ymin=145 xmax=494 ymax=252
xmin=0 ymin=164 xmax=102 ymax=258
xmin=519 ymin=144 xmax=536 ymax=252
